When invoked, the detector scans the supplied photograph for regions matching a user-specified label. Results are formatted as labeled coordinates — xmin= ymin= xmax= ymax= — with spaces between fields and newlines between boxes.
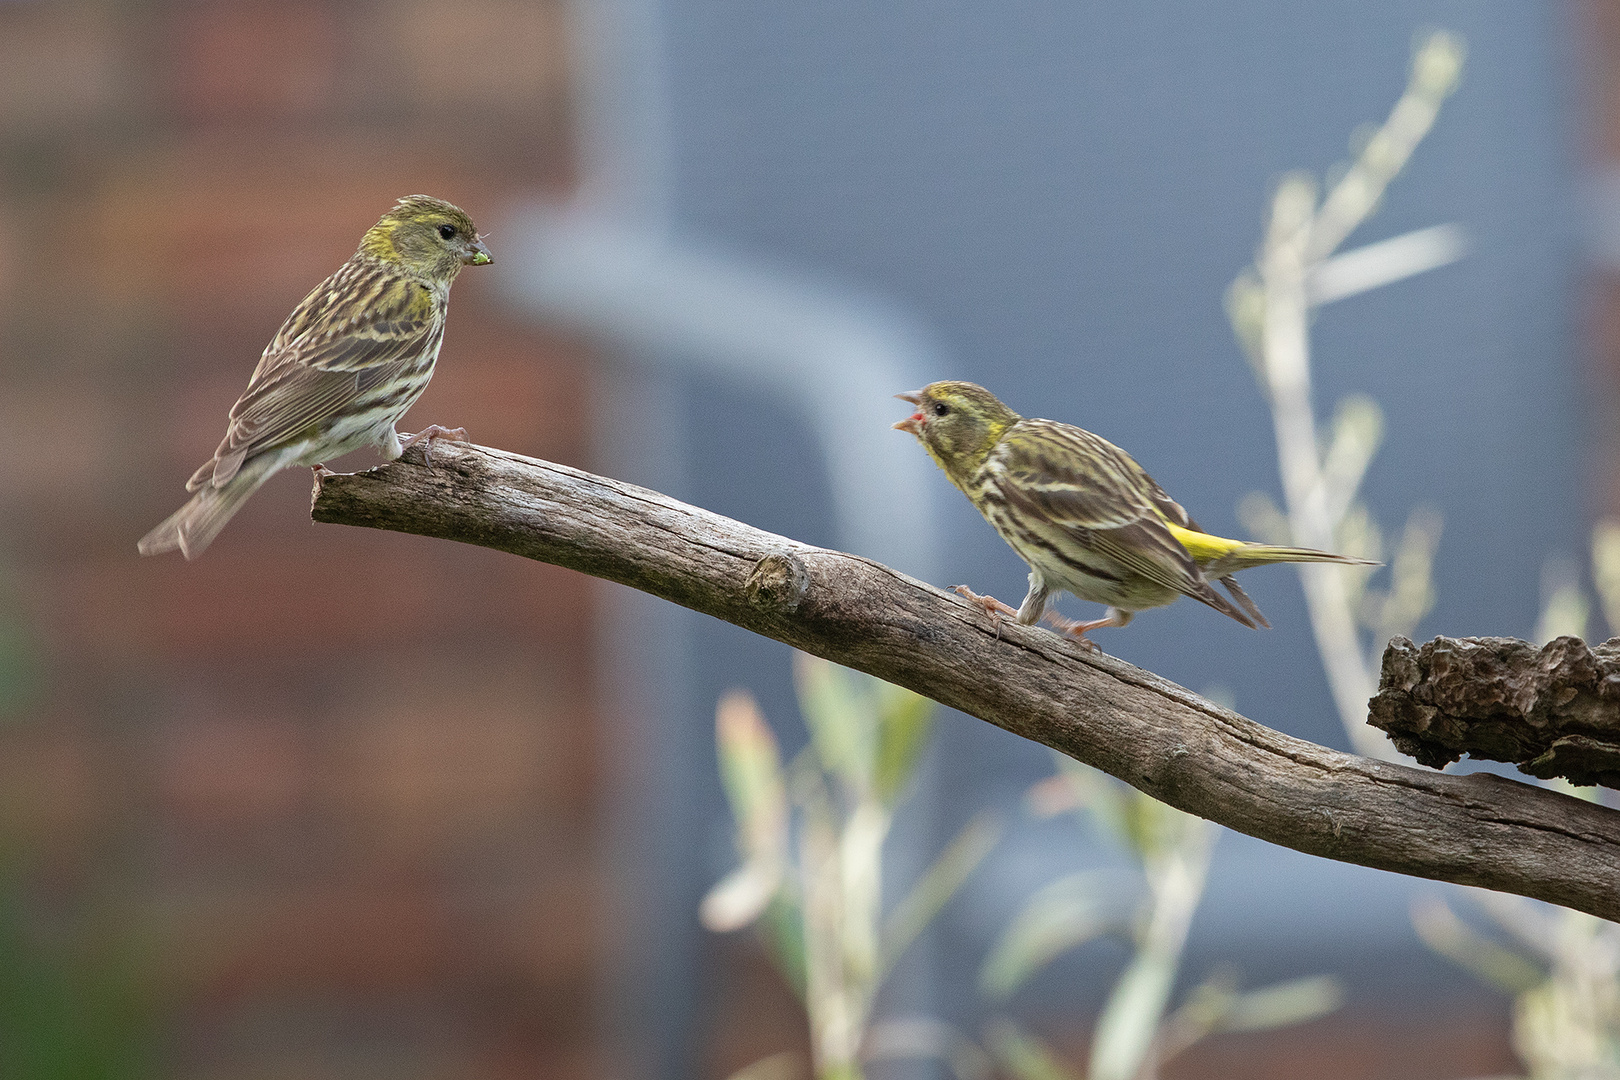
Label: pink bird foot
xmin=952 ymin=584 xmax=1019 ymax=639
xmin=400 ymin=425 xmax=469 ymax=465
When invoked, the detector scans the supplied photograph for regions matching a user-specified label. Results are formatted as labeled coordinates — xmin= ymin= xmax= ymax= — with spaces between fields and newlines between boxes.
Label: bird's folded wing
xmin=994 ymin=421 xmax=1156 ymax=530
xmin=193 ymin=275 xmax=438 ymax=488
xmin=992 ymin=422 xmax=1208 ymax=596
xmin=274 ymin=269 xmax=438 ymax=373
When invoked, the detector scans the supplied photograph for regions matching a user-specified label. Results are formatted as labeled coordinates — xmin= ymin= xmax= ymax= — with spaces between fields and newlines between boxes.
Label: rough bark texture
xmin=311 ymin=442 xmax=1620 ymax=921
xmin=1371 ymin=634 xmax=1620 ymax=789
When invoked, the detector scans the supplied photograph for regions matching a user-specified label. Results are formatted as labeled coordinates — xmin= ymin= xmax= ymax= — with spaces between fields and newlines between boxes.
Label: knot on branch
xmin=1370 ymin=634 xmax=1620 ymax=788
xmin=745 ymin=550 xmax=811 ymax=613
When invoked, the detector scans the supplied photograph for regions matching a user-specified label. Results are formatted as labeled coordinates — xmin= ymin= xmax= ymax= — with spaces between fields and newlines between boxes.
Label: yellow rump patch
xmin=1165 ymin=522 xmax=1248 ymax=562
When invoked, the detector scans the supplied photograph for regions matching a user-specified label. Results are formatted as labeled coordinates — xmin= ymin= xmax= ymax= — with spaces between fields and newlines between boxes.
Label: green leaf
xmin=794 ymin=654 xmax=875 ymax=795
xmin=881 ymin=812 xmax=1001 ymax=976
xmin=701 ymin=861 xmax=784 ymax=933
xmin=760 ymin=891 xmax=808 ymax=1001
xmin=723 ymin=1051 xmax=805 ymax=1080
xmin=1411 ymin=895 xmax=1543 ymax=993
xmin=1217 ymin=975 xmax=1344 ymax=1032
xmin=979 ymin=872 xmax=1117 ymax=1002
xmin=984 ymin=1018 xmax=1078 ymax=1080
xmin=1088 ymin=944 xmax=1179 ymax=1080
xmin=873 ymin=683 xmax=935 ymax=805
xmin=715 ymin=690 xmax=789 ymax=866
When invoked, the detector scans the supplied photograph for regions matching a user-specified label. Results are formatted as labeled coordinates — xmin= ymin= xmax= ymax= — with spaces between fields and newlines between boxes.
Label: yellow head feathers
xmin=358 ymin=195 xmax=492 ymax=280
xmin=892 ymin=380 xmax=1022 ymax=483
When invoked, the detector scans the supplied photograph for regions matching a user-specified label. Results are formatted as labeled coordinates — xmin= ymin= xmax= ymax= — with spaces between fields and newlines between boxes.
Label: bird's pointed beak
xmin=892 ymin=414 xmax=923 ymax=434
xmin=466 ymin=238 xmax=493 ymax=266
xmin=893 ymin=390 xmax=925 ymax=433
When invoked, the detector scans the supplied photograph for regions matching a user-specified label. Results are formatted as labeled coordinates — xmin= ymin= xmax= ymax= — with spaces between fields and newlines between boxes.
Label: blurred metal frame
xmin=498 ymin=0 xmax=945 ymax=1074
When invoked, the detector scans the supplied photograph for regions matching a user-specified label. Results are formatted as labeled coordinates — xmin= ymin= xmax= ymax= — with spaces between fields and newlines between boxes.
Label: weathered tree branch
xmin=311 ymin=442 xmax=1620 ymax=921
xmin=1372 ymin=634 xmax=1620 ymax=789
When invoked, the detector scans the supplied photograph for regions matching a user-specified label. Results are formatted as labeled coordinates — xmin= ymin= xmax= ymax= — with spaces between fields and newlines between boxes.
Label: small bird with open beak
xmin=894 ymin=380 xmax=1373 ymax=646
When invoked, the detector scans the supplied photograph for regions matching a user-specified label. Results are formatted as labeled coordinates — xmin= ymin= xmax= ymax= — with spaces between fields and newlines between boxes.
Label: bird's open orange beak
xmin=892 ymin=391 xmax=925 ymax=434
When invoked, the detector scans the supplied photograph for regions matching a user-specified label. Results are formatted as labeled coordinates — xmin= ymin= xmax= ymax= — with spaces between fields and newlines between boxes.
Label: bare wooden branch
xmin=311 ymin=442 xmax=1620 ymax=921
xmin=1371 ymin=635 xmax=1620 ymax=789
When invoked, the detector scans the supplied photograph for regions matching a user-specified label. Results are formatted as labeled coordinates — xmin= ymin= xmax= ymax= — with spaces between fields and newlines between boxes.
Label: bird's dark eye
xmin=438 ymin=224 xmax=457 ymax=240
xmin=932 ymin=402 xmax=951 ymax=417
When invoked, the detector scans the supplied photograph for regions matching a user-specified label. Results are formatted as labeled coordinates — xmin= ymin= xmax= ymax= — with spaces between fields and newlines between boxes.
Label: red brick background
xmin=0 ymin=2 xmax=608 ymax=1077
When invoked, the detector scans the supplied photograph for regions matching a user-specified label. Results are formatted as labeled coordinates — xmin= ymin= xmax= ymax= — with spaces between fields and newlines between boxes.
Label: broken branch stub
xmin=1370 ymin=635 xmax=1620 ymax=789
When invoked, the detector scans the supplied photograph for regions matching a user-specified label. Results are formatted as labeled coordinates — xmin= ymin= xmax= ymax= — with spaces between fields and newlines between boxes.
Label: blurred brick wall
xmin=0 ymin=1 xmax=608 ymax=1077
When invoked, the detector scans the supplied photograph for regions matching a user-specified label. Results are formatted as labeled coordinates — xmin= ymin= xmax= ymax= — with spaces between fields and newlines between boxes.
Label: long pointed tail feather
xmin=1184 ymin=577 xmax=1260 ymax=629
xmin=1216 ymin=575 xmax=1271 ymax=629
xmin=138 ymin=455 xmax=283 ymax=559
xmin=1202 ymin=543 xmax=1376 ymax=578
xmin=1164 ymin=521 xmax=1376 ymax=577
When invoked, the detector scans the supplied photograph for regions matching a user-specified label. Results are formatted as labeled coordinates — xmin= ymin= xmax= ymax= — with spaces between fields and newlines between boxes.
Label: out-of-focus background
xmin=0 ymin=1 xmax=1614 ymax=1078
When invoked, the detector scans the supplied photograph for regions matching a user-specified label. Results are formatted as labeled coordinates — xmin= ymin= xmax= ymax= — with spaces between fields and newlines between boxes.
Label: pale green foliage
xmin=980 ymin=754 xmax=1341 ymax=1080
xmin=873 ymin=685 xmax=937 ymax=806
xmin=978 ymin=873 xmax=1116 ymax=1004
xmin=1414 ymin=538 xmax=1620 ymax=1080
xmin=1534 ymin=555 xmax=1591 ymax=646
xmin=1227 ymin=30 xmax=1461 ymax=758
xmin=984 ymin=1019 xmax=1072 ymax=1080
xmin=794 ymin=657 xmax=938 ymax=807
xmin=703 ymin=691 xmax=790 ymax=935
xmin=1223 ymin=23 xmax=1620 ymax=1080
xmin=1413 ymin=896 xmax=1545 ymax=995
xmin=1187 ymin=974 xmax=1344 ymax=1035
xmin=1592 ymin=522 xmax=1620 ymax=636
xmin=707 ymin=654 xmax=999 ymax=1080
xmin=880 ymin=812 xmax=999 ymax=975
xmin=1417 ymin=882 xmax=1620 ymax=1080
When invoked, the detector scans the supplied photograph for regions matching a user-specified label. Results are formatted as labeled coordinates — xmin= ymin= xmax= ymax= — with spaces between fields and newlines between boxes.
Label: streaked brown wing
xmin=246 ymin=261 xmax=436 ymax=378
xmin=993 ymin=420 xmax=1166 ymax=530
xmin=198 ymin=264 xmax=438 ymax=486
xmin=993 ymin=419 xmax=1208 ymax=596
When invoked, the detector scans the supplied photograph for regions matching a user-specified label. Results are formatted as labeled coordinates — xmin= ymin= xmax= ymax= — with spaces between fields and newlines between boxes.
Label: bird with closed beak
xmin=139 ymin=195 xmax=492 ymax=559
xmin=893 ymin=380 xmax=1373 ymax=646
